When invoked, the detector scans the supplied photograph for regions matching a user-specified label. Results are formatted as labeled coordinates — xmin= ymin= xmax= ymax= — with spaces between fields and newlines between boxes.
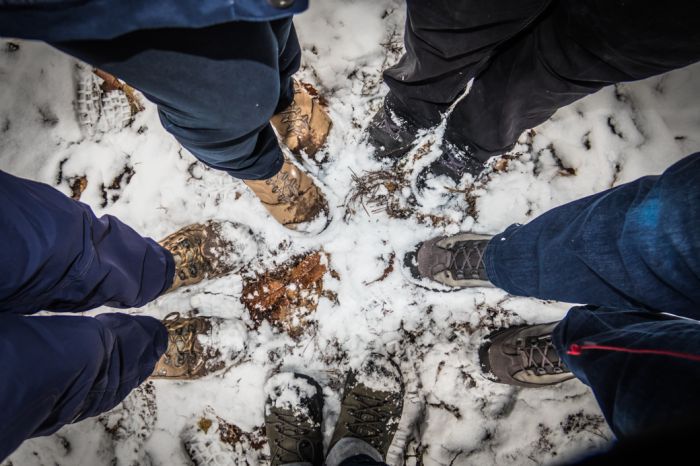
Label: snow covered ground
xmin=2 ymin=1 xmax=700 ymax=465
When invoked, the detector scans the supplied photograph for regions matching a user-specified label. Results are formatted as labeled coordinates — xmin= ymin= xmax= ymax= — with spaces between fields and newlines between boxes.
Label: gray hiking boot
xmin=328 ymin=354 xmax=404 ymax=462
xmin=264 ymin=373 xmax=324 ymax=466
xmin=405 ymin=233 xmax=493 ymax=289
xmin=479 ymin=322 xmax=576 ymax=388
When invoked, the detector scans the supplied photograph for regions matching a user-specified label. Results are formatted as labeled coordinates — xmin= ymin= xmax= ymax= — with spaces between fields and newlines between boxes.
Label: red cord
xmin=567 ymin=343 xmax=700 ymax=362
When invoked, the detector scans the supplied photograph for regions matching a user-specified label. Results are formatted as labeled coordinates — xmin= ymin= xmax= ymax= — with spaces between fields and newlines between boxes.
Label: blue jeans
xmin=486 ymin=152 xmax=700 ymax=439
xmin=338 ymin=153 xmax=700 ymax=464
xmin=0 ymin=171 xmax=171 ymax=460
xmin=54 ymin=18 xmax=300 ymax=180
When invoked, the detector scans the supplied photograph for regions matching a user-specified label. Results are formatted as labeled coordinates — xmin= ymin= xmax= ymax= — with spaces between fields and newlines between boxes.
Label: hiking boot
xmin=366 ymin=101 xmax=421 ymax=159
xmin=264 ymin=373 xmax=325 ymax=466
xmin=271 ymin=80 xmax=332 ymax=157
xmin=479 ymin=322 xmax=576 ymax=388
xmin=159 ymin=221 xmax=256 ymax=293
xmin=405 ymin=233 xmax=493 ymax=288
xmin=417 ymin=141 xmax=485 ymax=187
xmin=244 ymin=157 xmax=328 ymax=232
xmin=328 ymin=354 xmax=404 ymax=461
xmin=151 ymin=312 xmax=224 ymax=380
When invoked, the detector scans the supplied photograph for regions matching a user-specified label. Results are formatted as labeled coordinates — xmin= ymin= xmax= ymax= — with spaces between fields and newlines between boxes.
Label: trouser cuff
xmin=325 ymin=438 xmax=383 ymax=466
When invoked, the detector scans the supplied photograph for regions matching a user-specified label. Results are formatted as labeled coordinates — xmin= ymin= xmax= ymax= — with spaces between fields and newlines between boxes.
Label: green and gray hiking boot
xmin=264 ymin=373 xmax=324 ymax=466
xmin=405 ymin=233 xmax=493 ymax=289
xmin=327 ymin=354 xmax=404 ymax=463
xmin=479 ymin=322 xmax=576 ymax=388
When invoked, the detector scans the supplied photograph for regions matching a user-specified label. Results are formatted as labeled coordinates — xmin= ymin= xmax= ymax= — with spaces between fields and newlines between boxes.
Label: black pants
xmin=385 ymin=0 xmax=700 ymax=161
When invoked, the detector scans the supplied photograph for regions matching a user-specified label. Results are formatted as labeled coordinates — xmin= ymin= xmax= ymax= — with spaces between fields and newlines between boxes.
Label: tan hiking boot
xmin=271 ymin=80 xmax=331 ymax=156
xmin=244 ymin=157 xmax=328 ymax=231
xmin=159 ymin=221 xmax=257 ymax=292
xmin=151 ymin=312 xmax=224 ymax=380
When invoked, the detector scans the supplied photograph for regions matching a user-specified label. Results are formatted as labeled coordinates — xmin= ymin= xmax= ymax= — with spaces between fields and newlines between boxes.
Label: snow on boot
xmin=328 ymin=354 xmax=405 ymax=462
xmin=264 ymin=373 xmax=324 ymax=466
xmin=151 ymin=312 xmax=225 ymax=380
xmin=159 ymin=221 xmax=257 ymax=293
xmin=271 ymin=80 xmax=332 ymax=157
xmin=244 ymin=157 xmax=329 ymax=233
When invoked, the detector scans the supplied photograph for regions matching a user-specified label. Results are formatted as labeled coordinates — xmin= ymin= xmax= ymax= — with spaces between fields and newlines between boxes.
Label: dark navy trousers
xmin=54 ymin=18 xmax=300 ymax=180
xmin=487 ymin=152 xmax=700 ymax=439
xmin=0 ymin=170 xmax=172 ymax=460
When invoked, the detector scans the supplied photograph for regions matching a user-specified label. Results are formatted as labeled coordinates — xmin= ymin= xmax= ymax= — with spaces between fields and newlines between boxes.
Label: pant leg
xmin=485 ymin=152 xmax=700 ymax=318
xmin=54 ymin=19 xmax=301 ymax=180
xmin=553 ymin=306 xmax=700 ymax=439
xmin=384 ymin=0 xmax=552 ymax=128
xmin=0 ymin=170 xmax=174 ymax=314
xmin=444 ymin=0 xmax=700 ymax=160
xmin=338 ymin=456 xmax=387 ymax=466
xmin=0 ymin=312 xmax=167 ymax=461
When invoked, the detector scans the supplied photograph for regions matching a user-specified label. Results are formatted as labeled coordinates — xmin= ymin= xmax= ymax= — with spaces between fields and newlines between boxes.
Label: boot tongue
xmin=416 ymin=246 xmax=452 ymax=278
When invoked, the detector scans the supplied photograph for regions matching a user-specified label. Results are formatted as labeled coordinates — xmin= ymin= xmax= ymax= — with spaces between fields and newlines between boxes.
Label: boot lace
xmin=162 ymin=312 xmax=199 ymax=368
xmin=449 ymin=241 xmax=487 ymax=280
xmin=277 ymin=102 xmax=310 ymax=137
xmin=268 ymin=410 xmax=318 ymax=463
xmin=517 ymin=335 xmax=568 ymax=375
xmin=345 ymin=392 xmax=393 ymax=451
xmin=266 ymin=169 xmax=302 ymax=204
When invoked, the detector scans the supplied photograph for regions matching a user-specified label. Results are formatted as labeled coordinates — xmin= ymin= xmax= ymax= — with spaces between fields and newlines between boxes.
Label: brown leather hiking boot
xmin=244 ymin=157 xmax=328 ymax=231
xmin=271 ymin=80 xmax=331 ymax=156
xmin=159 ymin=221 xmax=256 ymax=292
xmin=151 ymin=312 xmax=224 ymax=380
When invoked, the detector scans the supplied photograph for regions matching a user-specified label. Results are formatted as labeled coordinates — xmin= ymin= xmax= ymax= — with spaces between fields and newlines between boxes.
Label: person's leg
xmin=0 ymin=170 xmax=174 ymax=315
xmin=552 ymin=305 xmax=700 ymax=439
xmin=485 ymin=152 xmax=700 ymax=318
xmin=54 ymin=20 xmax=294 ymax=180
xmin=0 ymin=312 xmax=167 ymax=461
xmin=444 ymin=0 xmax=700 ymax=161
xmin=383 ymin=0 xmax=552 ymax=128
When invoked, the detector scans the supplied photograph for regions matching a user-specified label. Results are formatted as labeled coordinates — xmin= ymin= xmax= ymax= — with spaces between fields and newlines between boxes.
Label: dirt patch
xmin=216 ymin=417 xmax=266 ymax=451
xmin=68 ymin=175 xmax=88 ymax=200
xmin=241 ymin=251 xmax=337 ymax=337
xmin=94 ymin=68 xmax=144 ymax=115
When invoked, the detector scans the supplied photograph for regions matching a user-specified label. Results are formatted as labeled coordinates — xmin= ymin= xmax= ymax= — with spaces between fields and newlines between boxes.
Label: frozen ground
xmin=2 ymin=1 xmax=700 ymax=465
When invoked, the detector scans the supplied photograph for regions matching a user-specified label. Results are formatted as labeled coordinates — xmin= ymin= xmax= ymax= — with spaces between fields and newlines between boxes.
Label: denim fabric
xmin=0 ymin=0 xmax=308 ymax=42
xmin=552 ymin=307 xmax=700 ymax=439
xmin=486 ymin=152 xmax=700 ymax=439
xmin=0 ymin=312 xmax=167 ymax=461
xmin=386 ymin=0 xmax=700 ymax=160
xmin=485 ymin=152 xmax=700 ymax=318
xmin=0 ymin=170 xmax=174 ymax=314
xmin=55 ymin=18 xmax=300 ymax=180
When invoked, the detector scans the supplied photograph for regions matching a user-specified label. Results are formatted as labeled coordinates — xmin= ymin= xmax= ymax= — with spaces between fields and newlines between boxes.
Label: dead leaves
xmin=241 ymin=251 xmax=337 ymax=338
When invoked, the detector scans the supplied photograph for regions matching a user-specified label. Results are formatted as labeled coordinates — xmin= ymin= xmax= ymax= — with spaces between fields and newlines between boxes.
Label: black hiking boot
xmin=366 ymin=97 xmax=422 ymax=160
xmin=264 ymin=373 xmax=325 ymax=466
xmin=479 ymin=322 xmax=576 ymax=388
xmin=405 ymin=233 xmax=493 ymax=289
xmin=417 ymin=141 xmax=485 ymax=187
xmin=328 ymin=354 xmax=404 ymax=462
